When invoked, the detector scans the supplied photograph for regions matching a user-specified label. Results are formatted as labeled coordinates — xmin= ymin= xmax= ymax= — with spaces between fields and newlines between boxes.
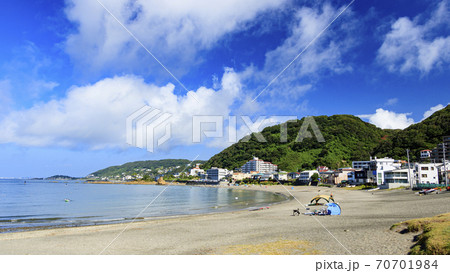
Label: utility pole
xmin=443 ymin=141 xmax=448 ymax=187
xmin=407 ymin=149 xmax=413 ymax=189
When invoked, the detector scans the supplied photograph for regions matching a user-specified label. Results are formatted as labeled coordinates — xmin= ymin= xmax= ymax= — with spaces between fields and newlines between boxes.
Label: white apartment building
xmin=373 ymin=157 xmax=401 ymax=185
xmin=298 ymin=170 xmax=319 ymax=184
xmin=241 ymin=157 xmax=277 ymax=173
xmin=415 ymin=163 xmax=439 ymax=184
xmin=206 ymin=167 xmax=230 ymax=181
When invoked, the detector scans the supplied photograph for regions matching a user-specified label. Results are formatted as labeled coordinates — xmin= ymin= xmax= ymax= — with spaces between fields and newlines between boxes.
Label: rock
xmin=157 ymin=177 xmax=166 ymax=185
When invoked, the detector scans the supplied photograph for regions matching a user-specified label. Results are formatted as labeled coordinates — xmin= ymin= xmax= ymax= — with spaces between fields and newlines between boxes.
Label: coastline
xmin=0 ymin=185 xmax=449 ymax=254
xmin=0 ymin=183 xmax=290 ymax=234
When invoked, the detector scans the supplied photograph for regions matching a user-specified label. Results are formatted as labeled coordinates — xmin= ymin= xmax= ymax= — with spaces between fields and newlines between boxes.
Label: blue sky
xmin=0 ymin=0 xmax=449 ymax=177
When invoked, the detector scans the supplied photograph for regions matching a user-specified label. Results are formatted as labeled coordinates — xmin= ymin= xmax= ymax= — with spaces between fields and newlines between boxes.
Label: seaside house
xmin=414 ymin=163 xmax=439 ymax=185
xmin=298 ymin=170 xmax=319 ymax=185
xmin=288 ymin=172 xmax=301 ymax=179
xmin=273 ymin=171 xmax=288 ymax=181
xmin=383 ymin=168 xmax=411 ymax=188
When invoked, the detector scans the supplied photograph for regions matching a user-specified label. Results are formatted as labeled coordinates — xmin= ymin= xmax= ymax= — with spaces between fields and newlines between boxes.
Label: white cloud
xmin=423 ymin=103 xmax=448 ymax=120
xmin=0 ymin=69 xmax=242 ymax=150
xmin=385 ymin=98 xmax=398 ymax=106
xmin=64 ymin=0 xmax=286 ymax=74
xmin=377 ymin=0 xmax=450 ymax=73
xmin=359 ymin=108 xmax=415 ymax=129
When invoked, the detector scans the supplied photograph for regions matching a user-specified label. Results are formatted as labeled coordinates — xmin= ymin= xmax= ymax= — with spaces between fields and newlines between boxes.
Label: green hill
xmin=91 ymin=159 xmax=205 ymax=178
xmin=205 ymin=105 xmax=450 ymax=172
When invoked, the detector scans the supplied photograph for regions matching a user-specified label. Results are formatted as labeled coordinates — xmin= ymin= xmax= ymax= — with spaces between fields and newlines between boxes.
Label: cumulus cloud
xmin=422 ymin=103 xmax=448 ymax=120
xmin=359 ymin=108 xmax=414 ymax=129
xmin=0 ymin=69 xmax=243 ymax=150
xmin=64 ymin=0 xmax=286 ymax=75
xmin=377 ymin=0 xmax=450 ymax=73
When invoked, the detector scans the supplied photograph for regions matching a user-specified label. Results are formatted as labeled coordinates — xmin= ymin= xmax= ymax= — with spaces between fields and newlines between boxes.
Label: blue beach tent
xmin=326 ymin=203 xmax=341 ymax=215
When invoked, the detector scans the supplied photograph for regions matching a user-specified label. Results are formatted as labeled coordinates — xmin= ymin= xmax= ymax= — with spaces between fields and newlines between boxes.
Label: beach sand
xmin=0 ymin=185 xmax=449 ymax=255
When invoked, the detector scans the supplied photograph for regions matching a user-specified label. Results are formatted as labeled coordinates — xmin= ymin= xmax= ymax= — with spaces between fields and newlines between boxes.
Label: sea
xmin=0 ymin=179 xmax=287 ymax=233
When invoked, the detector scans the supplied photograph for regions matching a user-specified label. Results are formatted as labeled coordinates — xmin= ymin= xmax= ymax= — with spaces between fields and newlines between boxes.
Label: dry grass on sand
xmin=391 ymin=213 xmax=450 ymax=255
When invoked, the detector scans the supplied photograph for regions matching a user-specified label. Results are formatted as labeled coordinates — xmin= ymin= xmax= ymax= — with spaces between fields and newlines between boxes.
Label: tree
xmin=311 ymin=173 xmax=319 ymax=184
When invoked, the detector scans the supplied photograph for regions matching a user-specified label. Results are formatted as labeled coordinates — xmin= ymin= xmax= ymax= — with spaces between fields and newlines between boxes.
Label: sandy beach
xmin=0 ymin=185 xmax=449 ymax=255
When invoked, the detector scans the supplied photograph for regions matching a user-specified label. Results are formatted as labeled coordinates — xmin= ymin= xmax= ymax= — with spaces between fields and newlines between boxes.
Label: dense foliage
xmin=205 ymin=105 xmax=450 ymax=172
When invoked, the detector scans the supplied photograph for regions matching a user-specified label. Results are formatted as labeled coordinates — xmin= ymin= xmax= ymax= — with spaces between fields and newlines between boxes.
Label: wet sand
xmin=0 ymin=186 xmax=449 ymax=255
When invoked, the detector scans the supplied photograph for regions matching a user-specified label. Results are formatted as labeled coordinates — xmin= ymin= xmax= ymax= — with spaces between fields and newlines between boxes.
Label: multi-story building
xmin=431 ymin=136 xmax=450 ymax=162
xmin=383 ymin=168 xmax=412 ymax=188
xmin=352 ymin=161 xmax=373 ymax=170
xmin=206 ymin=167 xmax=230 ymax=181
xmin=415 ymin=163 xmax=439 ymax=184
xmin=241 ymin=157 xmax=277 ymax=173
xmin=352 ymin=157 xmax=401 ymax=185
xmin=298 ymin=170 xmax=319 ymax=184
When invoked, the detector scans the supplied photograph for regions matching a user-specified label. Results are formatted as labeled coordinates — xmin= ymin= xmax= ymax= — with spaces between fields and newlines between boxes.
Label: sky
xmin=0 ymin=0 xmax=449 ymax=178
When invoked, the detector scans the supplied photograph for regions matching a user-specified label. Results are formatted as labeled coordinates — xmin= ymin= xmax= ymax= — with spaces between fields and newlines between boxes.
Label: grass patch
xmin=221 ymin=240 xmax=322 ymax=255
xmin=391 ymin=213 xmax=450 ymax=255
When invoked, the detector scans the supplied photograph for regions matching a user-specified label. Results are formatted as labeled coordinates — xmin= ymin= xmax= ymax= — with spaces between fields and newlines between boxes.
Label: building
xmin=420 ymin=149 xmax=432 ymax=159
xmin=431 ymin=136 xmax=450 ymax=162
xmin=415 ymin=163 xmax=439 ymax=184
xmin=327 ymin=168 xmax=354 ymax=185
xmin=273 ymin=171 xmax=288 ymax=181
xmin=189 ymin=163 xmax=205 ymax=176
xmin=352 ymin=157 xmax=401 ymax=185
xmin=384 ymin=169 xmax=411 ymax=188
xmin=288 ymin=172 xmax=301 ymax=179
xmin=206 ymin=167 xmax=230 ymax=181
xmin=352 ymin=160 xmax=373 ymax=170
xmin=384 ymin=168 xmax=415 ymax=189
xmin=231 ymin=172 xmax=252 ymax=181
xmin=354 ymin=169 xmax=375 ymax=184
xmin=241 ymin=157 xmax=277 ymax=173
xmin=373 ymin=157 xmax=401 ymax=185
xmin=298 ymin=170 xmax=319 ymax=185
xmin=347 ymin=171 xmax=355 ymax=183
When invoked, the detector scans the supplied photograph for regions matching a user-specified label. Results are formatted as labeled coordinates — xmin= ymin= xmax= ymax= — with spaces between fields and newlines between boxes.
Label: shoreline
xmin=1 ymin=185 xmax=449 ymax=254
xmin=0 ymin=184 xmax=291 ymax=234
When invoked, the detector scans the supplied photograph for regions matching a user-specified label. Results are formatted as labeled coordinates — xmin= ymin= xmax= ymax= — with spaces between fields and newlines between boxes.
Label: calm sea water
xmin=0 ymin=179 xmax=287 ymax=232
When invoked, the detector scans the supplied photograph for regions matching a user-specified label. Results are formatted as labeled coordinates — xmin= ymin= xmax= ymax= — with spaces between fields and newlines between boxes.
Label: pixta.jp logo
xmin=126 ymin=106 xmax=172 ymax=152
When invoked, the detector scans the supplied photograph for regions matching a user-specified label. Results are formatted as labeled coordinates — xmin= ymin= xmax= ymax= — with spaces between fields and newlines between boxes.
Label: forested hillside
xmin=205 ymin=105 xmax=450 ymax=172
